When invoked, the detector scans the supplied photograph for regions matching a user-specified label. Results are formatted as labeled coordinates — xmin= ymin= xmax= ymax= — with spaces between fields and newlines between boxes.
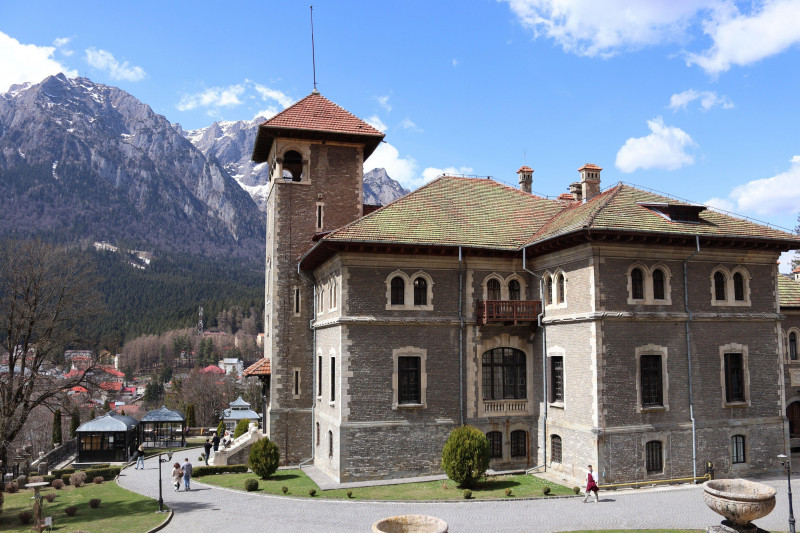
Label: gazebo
xmin=222 ymin=396 xmax=261 ymax=434
xmin=76 ymin=412 xmax=139 ymax=463
xmin=139 ymin=406 xmax=186 ymax=448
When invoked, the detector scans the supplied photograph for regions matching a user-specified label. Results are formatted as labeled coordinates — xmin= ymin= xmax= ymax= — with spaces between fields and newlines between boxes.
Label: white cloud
xmin=705 ymin=155 xmax=800 ymax=216
xmin=452 ymin=58 xmax=460 ymax=67
xmin=421 ymin=166 xmax=475 ymax=182
xmin=503 ymin=0 xmax=712 ymax=57
xmin=704 ymin=196 xmax=736 ymax=213
xmin=53 ymin=37 xmax=74 ymax=56
xmin=0 ymin=31 xmax=77 ymax=92
xmin=177 ymin=84 xmax=245 ymax=111
xmin=779 ymin=251 xmax=797 ymax=274
xmin=85 ymin=48 xmax=146 ymax=81
xmin=399 ymin=117 xmax=419 ymax=131
xmin=366 ymin=115 xmax=388 ymax=133
xmin=615 ymin=117 xmax=697 ymax=173
xmin=669 ymin=89 xmax=733 ymax=111
xmin=686 ymin=0 xmax=800 ymax=74
xmin=252 ymin=83 xmax=294 ymax=108
xmin=254 ymin=107 xmax=281 ymax=121
xmin=364 ymin=142 xmax=419 ymax=189
xmin=377 ymin=95 xmax=391 ymax=112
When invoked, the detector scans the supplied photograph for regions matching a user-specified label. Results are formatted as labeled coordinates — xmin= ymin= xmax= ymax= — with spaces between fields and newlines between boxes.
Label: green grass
xmin=199 ymin=469 xmax=574 ymax=500
xmin=561 ymin=530 xmax=703 ymax=533
xmin=0 ymin=481 xmax=166 ymax=532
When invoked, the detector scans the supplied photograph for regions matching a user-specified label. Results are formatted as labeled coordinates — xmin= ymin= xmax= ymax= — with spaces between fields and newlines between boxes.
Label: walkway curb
xmin=117 ymin=460 xmax=173 ymax=532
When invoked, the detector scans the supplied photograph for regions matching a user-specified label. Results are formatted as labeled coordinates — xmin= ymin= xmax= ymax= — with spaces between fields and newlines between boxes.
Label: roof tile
xmin=262 ymin=92 xmax=384 ymax=137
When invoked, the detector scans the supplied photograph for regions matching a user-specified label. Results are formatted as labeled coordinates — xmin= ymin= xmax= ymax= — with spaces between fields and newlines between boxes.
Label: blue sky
xmin=2 ymin=1 xmax=799 ymax=269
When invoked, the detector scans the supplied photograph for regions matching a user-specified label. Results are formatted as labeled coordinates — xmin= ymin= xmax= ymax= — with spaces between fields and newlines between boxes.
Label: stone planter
xmin=703 ymin=479 xmax=776 ymax=532
xmin=371 ymin=514 xmax=448 ymax=533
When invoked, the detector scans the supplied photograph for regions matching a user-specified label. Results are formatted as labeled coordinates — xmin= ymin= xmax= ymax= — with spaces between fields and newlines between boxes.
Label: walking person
xmin=135 ymin=444 xmax=145 ymax=469
xmin=203 ymin=438 xmax=212 ymax=465
xmin=182 ymin=457 xmax=193 ymax=491
xmin=583 ymin=465 xmax=600 ymax=503
xmin=171 ymin=462 xmax=182 ymax=491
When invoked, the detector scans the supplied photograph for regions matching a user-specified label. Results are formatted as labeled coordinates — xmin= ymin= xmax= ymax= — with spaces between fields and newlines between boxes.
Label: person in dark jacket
xmin=135 ymin=444 xmax=145 ymax=469
xmin=211 ymin=432 xmax=220 ymax=453
xmin=203 ymin=438 xmax=212 ymax=465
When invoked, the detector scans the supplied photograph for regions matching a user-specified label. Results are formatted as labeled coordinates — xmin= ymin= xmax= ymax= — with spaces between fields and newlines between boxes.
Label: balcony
xmin=483 ymin=400 xmax=529 ymax=415
xmin=476 ymin=300 xmax=541 ymax=326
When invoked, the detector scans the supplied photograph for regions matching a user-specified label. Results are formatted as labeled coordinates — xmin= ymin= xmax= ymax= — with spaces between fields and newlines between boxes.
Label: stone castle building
xmin=245 ymin=91 xmax=800 ymax=485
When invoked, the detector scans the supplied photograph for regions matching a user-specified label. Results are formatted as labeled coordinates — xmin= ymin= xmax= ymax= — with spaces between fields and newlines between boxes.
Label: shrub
xmin=198 ymin=455 xmax=205 ymax=463
xmin=89 ymin=498 xmax=101 ymax=508
xmin=64 ymin=505 xmax=77 ymax=516
xmin=542 ymin=485 xmax=551 ymax=495
xmin=281 ymin=486 xmax=288 ymax=494
xmin=244 ymin=479 xmax=259 ymax=492
xmin=440 ymin=425 xmax=490 ymax=488
xmin=346 ymin=490 xmax=353 ymax=498
xmin=192 ymin=465 xmax=248 ymax=477
xmin=505 ymin=488 xmax=513 ymax=497
xmin=234 ymin=418 xmax=250 ymax=439
xmin=69 ymin=472 xmax=87 ymax=487
xmin=573 ymin=486 xmax=581 ymax=494
xmin=45 ymin=492 xmax=57 ymax=503
xmin=6 ymin=482 xmax=18 ymax=493
xmin=29 ymin=476 xmax=44 ymax=483
xmin=249 ymin=438 xmax=280 ymax=479
xmin=18 ymin=510 xmax=33 ymax=524
xmin=52 ymin=479 xmax=64 ymax=490
xmin=43 ymin=475 xmax=56 ymax=483
xmin=84 ymin=467 xmax=121 ymax=481
xmin=463 ymin=489 xmax=472 ymax=499
xmin=308 ymin=489 xmax=316 ymax=497
xmin=0 ymin=490 xmax=4 ymax=507
xmin=93 ymin=476 xmax=104 ymax=484
xmin=52 ymin=468 xmax=75 ymax=478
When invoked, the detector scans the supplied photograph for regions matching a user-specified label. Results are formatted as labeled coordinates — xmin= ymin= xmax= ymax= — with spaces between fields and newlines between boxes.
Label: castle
xmin=245 ymin=90 xmax=800 ymax=485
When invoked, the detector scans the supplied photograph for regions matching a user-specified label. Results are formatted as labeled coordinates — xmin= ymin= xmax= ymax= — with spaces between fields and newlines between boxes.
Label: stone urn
xmin=371 ymin=515 xmax=448 ymax=533
xmin=703 ymin=479 xmax=776 ymax=532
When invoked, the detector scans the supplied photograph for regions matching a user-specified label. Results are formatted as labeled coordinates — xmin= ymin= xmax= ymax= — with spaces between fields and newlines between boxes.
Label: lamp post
xmin=779 ymin=454 xmax=796 ymax=533
xmin=157 ymin=451 xmax=173 ymax=513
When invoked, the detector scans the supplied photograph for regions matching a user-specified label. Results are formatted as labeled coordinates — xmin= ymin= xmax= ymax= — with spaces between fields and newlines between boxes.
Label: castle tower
xmin=251 ymin=92 xmax=384 ymax=464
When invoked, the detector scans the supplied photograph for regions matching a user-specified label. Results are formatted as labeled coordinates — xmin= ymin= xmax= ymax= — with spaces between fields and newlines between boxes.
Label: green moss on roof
xmin=779 ymin=275 xmax=800 ymax=308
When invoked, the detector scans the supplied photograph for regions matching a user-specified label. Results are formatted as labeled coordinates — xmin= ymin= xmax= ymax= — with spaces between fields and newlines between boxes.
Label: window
xmin=293 ymin=370 xmax=300 ymax=395
xmin=294 ymin=287 xmax=301 ymax=315
xmin=482 ymin=348 xmax=527 ymax=400
xmin=398 ymin=356 xmax=421 ymax=404
xmin=645 ymin=441 xmax=663 ymax=474
xmin=318 ymin=356 xmax=323 ymax=396
xmin=788 ymin=403 xmax=800 ymax=437
xmin=508 ymin=279 xmax=521 ymax=301
xmin=328 ymin=430 xmax=333 ymax=458
xmin=640 ymin=354 xmax=663 ymax=407
xmin=413 ymin=277 xmax=428 ymax=305
xmin=714 ymin=271 xmax=726 ymax=301
xmin=318 ymin=289 xmax=324 ymax=313
xmin=724 ymin=353 xmax=745 ymax=403
xmin=791 ymin=332 xmax=798 ymax=361
xmin=316 ymin=423 xmax=320 ymax=446
xmin=550 ymin=434 xmax=562 ymax=463
xmin=550 ymin=356 xmax=564 ymax=403
xmin=330 ymin=279 xmax=336 ymax=309
xmin=487 ymin=431 xmax=502 ymax=459
xmin=316 ymin=203 xmax=324 ymax=231
xmin=545 ymin=275 xmax=553 ymax=305
xmin=557 ymin=274 xmax=565 ymax=304
xmin=282 ymin=150 xmax=303 ymax=181
xmin=733 ymin=272 xmax=744 ymax=301
xmin=631 ymin=268 xmax=644 ymax=300
xmin=511 ymin=430 xmax=527 ymax=458
xmin=330 ymin=356 xmax=336 ymax=402
xmin=391 ymin=277 xmax=405 ymax=305
xmin=487 ymin=279 xmax=501 ymax=300
xmin=731 ymin=435 xmax=746 ymax=464
xmin=652 ymin=269 xmax=665 ymax=300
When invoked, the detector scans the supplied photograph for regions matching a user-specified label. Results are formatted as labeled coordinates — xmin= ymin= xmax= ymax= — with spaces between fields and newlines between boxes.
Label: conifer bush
xmin=244 ymin=479 xmax=259 ymax=492
xmin=505 ymin=488 xmax=513 ymax=497
xmin=542 ymin=485 xmax=551 ymax=495
xmin=233 ymin=418 xmax=250 ymax=439
xmin=308 ymin=489 xmax=316 ymax=497
xmin=346 ymin=490 xmax=353 ymax=498
xmin=248 ymin=437 xmax=280 ymax=479
xmin=463 ymin=489 xmax=472 ymax=499
xmin=440 ymin=425 xmax=490 ymax=488
xmin=573 ymin=486 xmax=580 ymax=494
xmin=217 ymin=421 xmax=226 ymax=438
xmin=281 ymin=486 xmax=288 ymax=494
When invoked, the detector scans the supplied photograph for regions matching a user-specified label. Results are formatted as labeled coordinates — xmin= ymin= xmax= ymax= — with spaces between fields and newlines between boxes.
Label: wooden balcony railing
xmin=476 ymin=300 xmax=541 ymax=326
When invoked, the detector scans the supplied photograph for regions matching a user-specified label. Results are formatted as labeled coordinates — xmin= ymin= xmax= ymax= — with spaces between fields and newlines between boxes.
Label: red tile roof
xmin=200 ymin=365 xmax=225 ymax=375
xmin=244 ymin=358 xmax=271 ymax=377
xmin=578 ymin=163 xmax=602 ymax=171
xmin=100 ymin=382 xmax=123 ymax=392
xmin=517 ymin=166 xmax=533 ymax=173
xmin=779 ymin=275 xmax=800 ymax=308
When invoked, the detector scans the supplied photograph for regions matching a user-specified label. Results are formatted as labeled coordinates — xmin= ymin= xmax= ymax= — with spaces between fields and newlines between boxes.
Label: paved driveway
xmin=118 ymin=452 xmax=798 ymax=532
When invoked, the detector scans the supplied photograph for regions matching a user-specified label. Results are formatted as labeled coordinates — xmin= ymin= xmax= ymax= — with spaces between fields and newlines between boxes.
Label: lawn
xmin=0 ymin=481 xmax=167 ymax=532
xmin=199 ymin=469 xmax=575 ymax=500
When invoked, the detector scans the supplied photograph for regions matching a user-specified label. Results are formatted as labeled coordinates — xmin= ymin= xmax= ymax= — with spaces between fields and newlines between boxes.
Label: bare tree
xmin=180 ymin=369 xmax=236 ymax=426
xmin=0 ymin=239 xmax=103 ymax=465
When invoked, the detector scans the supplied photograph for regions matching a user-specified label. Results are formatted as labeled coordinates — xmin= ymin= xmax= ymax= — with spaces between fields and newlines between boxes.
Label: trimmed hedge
xmin=192 ymin=464 xmax=248 ymax=477
xmin=52 ymin=468 xmax=75 ymax=478
xmin=84 ymin=467 xmax=121 ymax=481
xmin=43 ymin=475 xmax=56 ymax=483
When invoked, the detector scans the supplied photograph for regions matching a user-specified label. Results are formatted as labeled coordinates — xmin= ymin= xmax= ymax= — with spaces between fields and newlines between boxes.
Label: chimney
xmin=517 ymin=166 xmax=533 ymax=193
xmin=569 ymin=182 xmax=582 ymax=202
xmin=578 ymin=163 xmax=602 ymax=201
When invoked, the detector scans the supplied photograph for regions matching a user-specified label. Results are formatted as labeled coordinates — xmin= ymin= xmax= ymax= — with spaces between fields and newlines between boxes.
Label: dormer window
xmin=639 ymin=202 xmax=706 ymax=223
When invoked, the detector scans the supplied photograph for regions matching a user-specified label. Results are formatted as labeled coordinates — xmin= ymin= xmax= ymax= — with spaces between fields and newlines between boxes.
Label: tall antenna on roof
xmin=310 ymin=5 xmax=318 ymax=93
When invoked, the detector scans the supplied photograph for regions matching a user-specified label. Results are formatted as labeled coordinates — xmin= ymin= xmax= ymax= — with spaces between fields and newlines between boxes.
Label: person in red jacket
xmin=583 ymin=465 xmax=600 ymax=503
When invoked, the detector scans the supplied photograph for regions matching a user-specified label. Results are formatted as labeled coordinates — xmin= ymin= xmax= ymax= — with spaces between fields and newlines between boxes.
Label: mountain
xmin=0 ymin=74 xmax=265 ymax=260
xmin=363 ymin=168 xmax=410 ymax=205
xmin=182 ymin=121 xmax=410 ymax=210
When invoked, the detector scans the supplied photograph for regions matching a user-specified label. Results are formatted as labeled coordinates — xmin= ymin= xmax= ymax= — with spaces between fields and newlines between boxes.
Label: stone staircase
xmin=209 ymin=423 xmax=265 ymax=466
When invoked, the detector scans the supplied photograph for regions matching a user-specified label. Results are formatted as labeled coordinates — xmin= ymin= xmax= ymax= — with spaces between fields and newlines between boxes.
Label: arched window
xmin=508 ymin=279 xmax=521 ymax=301
xmin=640 ymin=354 xmax=663 ymax=407
xmin=482 ymin=348 xmax=526 ymax=400
xmin=545 ymin=275 xmax=553 ymax=305
xmin=550 ymin=434 xmax=562 ymax=463
xmin=652 ymin=269 xmax=665 ymax=300
xmin=788 ymin=402 xmax=800 ymax=436
xmin=487 ymin=431 xmax=503 ymax=459
xmin=330 ymin=279 xmax=337 ymax=309
xmin=511 ymin=430 xmax=527 ymax=458
xmin=790 ymin=332 xmax=798 ymax=361
xmin=487 ymin=279 xmax=501 ymax=300
xmin=557 ymin=274 xmax=565 ymax=304
xmin=328 ymin=430 xmax=334 ymax=458
xmin=631 ymin=268 xmax=644 ymax=300
xmin=731 ymin=435 xmax=745 ymax=464
xmin=714 ymin=271 xmax=726 ymax=301
xmin=283 ymin=150 xmax=303 ymax=182
xmin=413 ymin=277 xmax=428 ymax=305
xmin=645 ymin=440 xmax=662 ymax=473
xmin=733 ymin=272 xmax=744 ymax=301
xmin=391 ymin=277 xmax=405 ymax=305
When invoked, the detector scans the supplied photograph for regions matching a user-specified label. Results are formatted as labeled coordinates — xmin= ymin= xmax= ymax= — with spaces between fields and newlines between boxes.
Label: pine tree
xmin=185 ymin=404 xmax=196 ymax=427
xmin=52 ymin=410 xmax=63 ymax=446
xmin=70 ymin=410 xmax=80 ymax=437
xmin=89 ymin=408 xmax=96 ymax=419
